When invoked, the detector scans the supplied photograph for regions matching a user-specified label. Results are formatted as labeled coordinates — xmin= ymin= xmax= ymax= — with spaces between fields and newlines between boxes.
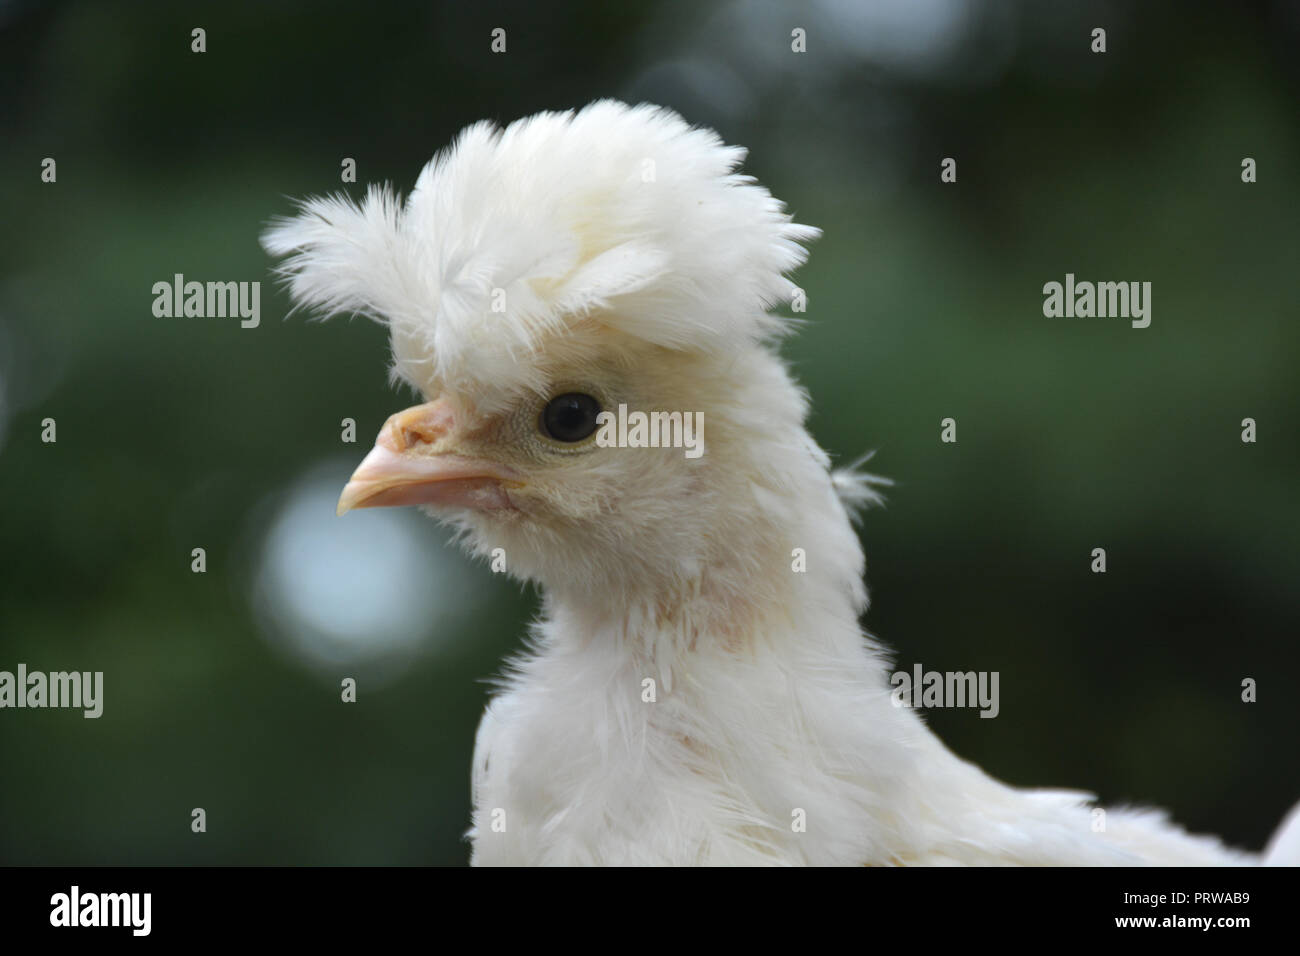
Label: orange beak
xmin=336 ymin=401 xmax=520 ymax=516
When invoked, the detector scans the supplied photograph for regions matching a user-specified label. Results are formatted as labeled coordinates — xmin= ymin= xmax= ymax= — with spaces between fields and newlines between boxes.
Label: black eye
xmin=541 ymin=393 xmax=602 ymax=443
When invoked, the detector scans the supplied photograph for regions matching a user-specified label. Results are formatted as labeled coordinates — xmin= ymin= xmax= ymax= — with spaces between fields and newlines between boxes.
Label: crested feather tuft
xmin=261 ymin=100 xmax=819 ymax=398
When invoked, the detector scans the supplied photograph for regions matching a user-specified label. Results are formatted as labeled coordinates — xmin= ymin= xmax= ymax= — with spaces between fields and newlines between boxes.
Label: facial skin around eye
xmin=517 ymin=376 xmax=618 ymax=455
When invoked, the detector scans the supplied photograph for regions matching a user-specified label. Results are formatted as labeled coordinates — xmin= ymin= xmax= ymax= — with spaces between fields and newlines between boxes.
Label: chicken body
xmin=465 ymin=342 xmax=1247 ymax=866
xmin=263 ymin=100 xmax=1281 ymax=866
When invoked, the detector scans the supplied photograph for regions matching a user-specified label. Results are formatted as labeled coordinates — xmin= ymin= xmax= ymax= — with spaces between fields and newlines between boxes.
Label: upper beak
xmin=336 ymin=401 xmax=520 ymax=516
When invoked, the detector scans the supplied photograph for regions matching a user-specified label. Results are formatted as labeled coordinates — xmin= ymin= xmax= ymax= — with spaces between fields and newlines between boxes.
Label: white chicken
xmin=263 ymin=100 xmax=1295 ymax=866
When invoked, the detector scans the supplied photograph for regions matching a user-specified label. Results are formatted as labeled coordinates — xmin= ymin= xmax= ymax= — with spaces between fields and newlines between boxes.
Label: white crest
xmin=262 ymin=100 xmax=819 ymax=400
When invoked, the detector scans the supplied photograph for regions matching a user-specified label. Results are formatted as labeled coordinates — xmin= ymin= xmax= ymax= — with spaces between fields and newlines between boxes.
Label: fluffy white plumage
xmin=264 ymin=100 xmax=1291 ymax=866
xmin=265 ymin=100 xmax=815 ymax=407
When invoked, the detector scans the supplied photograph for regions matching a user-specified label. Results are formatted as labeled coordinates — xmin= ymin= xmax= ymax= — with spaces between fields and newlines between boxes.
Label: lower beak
xmin=336 ymin=403 xmax=520 ymax=515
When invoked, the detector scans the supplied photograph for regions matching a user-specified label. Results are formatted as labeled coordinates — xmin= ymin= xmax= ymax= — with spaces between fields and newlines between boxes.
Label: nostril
xmin=378 ymin=402 xmax=454 ymax=452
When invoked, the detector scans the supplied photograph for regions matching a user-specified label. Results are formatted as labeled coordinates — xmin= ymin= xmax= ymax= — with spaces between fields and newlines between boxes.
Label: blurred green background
xmin=1 ymin=0 xmax=1297 ymax=865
